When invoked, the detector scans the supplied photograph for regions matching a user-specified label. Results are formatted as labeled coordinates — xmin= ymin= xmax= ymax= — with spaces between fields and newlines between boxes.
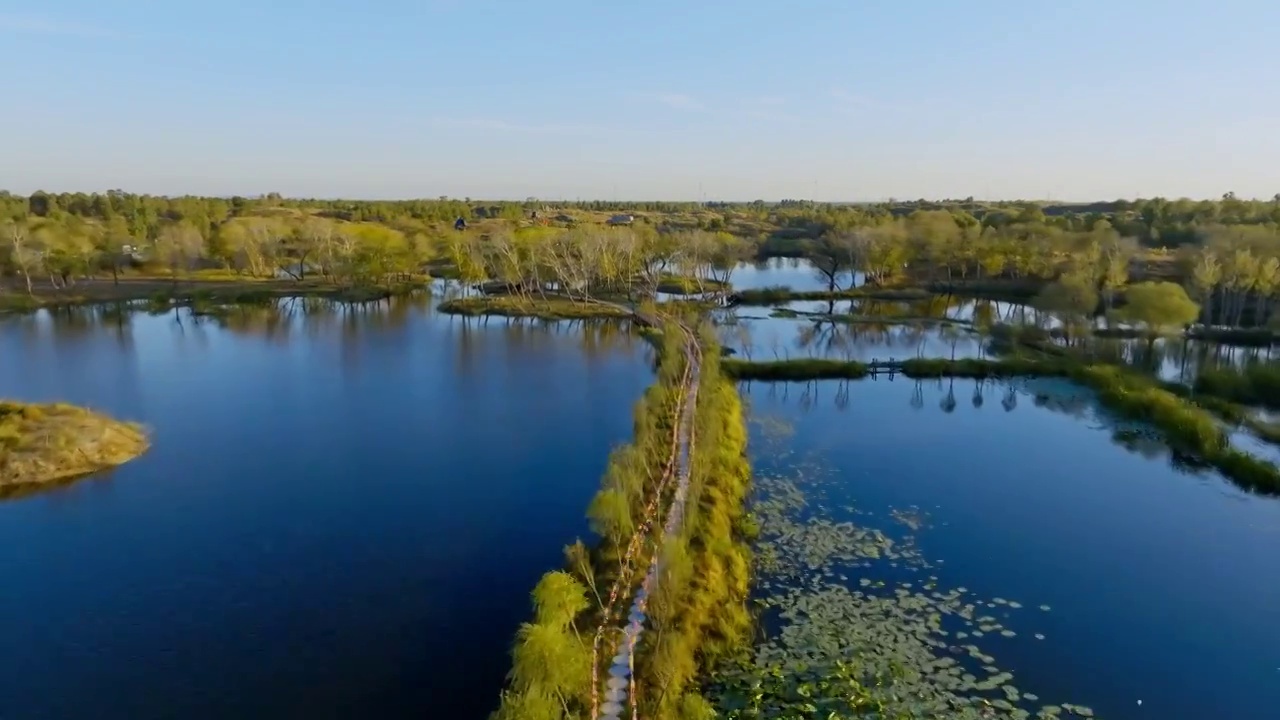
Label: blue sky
xmin=2 ymin=0 xmax=1277 ymax=201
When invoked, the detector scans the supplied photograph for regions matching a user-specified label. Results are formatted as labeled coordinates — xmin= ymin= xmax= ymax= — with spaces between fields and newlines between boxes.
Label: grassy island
xmin=437 ymin=296 xmax=634 ymax=321
xmin=0 ymin=276 xmax=431 ymax=314
xmin=0 ymin=401 xmax=149 ymax=491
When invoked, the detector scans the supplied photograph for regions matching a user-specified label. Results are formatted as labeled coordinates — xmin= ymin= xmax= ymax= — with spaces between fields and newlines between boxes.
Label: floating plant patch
xmin=708 ymin=425 xmax=1098 ymax=720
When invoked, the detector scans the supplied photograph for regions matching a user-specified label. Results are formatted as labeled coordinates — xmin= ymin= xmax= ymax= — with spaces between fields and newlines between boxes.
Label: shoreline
xmin=0 ymin=277 xmax=435 ymax=314
xmin=1 ymin=401 xmax=150 ymax=492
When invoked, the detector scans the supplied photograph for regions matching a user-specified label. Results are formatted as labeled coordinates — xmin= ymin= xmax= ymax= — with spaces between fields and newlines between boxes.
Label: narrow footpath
xmin=594 ymin=322 xmax=702 ymax=720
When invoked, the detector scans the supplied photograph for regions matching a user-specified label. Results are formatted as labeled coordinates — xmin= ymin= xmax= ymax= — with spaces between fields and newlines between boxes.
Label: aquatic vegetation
xmin=704 ymin=434 xmax=1095 ymax=720
xmin=1193 ymin=362 xmax=1280 ymax=410
xmin=655 ymin=275 xmax=730 ymax=296
xmin=0 ymin=400 xmax=149 ymax=490
xmin=438 ymin=296 xmax=632 ymax=320
xmin=732 ymin=286 xmax=935 ymax=305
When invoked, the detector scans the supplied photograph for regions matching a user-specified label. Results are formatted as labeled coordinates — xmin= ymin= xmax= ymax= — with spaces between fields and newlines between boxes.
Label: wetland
xmin=6 ymin=194 xmax=1280 ymax=719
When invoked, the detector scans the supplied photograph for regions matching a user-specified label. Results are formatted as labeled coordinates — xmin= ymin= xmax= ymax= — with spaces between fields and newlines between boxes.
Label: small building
xmin=606 ymin=214 xmax=634 ymax=226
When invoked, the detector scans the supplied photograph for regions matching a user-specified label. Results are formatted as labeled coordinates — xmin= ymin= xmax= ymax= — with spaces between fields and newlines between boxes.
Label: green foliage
xmin=1034 ymin=273 xmax=1098 ymax=319
xmin=587 ymin=488 xmax=634 ymax=549
xmin=1194 ymin=362 xmax=1280 ymax=409
xmin=722 ymin=358 xmax=870 ymax=380
xmin=1113 ymin=281 xmax=1200 ymax=335
xmin=531 ymin=571 xmax=590 ymax=630
xmin=635 ymin=333 xmax=755 ymax=719
xmin=492 ymin=687 xmax=562 ymax=720
xmin=437 ymin=297 xmax=630 ymax=320
xmin=7 ymin=190 xmax=1280 ymax=336
xmin=492 ymin=319 xmax=691 ymax=719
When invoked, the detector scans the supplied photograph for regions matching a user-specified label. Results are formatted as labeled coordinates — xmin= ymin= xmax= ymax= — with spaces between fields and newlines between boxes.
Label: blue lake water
xmin=740 ymin=377 xmax=1280 ymax=719
xmin=0 ymin=299 xmax=653 ymax=719
xmin=5 ymin=278 xmax=1280 ymax=719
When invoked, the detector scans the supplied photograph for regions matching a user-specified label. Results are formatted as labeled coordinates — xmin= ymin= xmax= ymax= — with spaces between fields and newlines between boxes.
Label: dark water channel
xmin=0 ymin=297 xmax=653 ymax=719
xmin=740 ymin=377 xmax=1280 ymax=719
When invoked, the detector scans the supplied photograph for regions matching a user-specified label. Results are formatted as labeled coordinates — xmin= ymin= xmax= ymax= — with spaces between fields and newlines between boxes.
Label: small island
xmin=0 ymin=401 xmax=149 ymax=490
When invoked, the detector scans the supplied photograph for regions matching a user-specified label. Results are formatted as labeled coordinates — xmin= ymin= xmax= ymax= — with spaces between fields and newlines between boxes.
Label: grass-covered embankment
xmin=0 ymin=277 xmax=431 ymax=314
xmin=491 ymin=327 xmax=691 ymax=719
xmin=438 ymin=295 xmax=634 ymax=321
xmin=721 ymin=356 xmax=1061 ymax=381
xmin=1193 ymin=363 xmax=1280 ymax=410
xmin=490 ymin=322 xmax=756 ymax=720
xmin=732 ymin=285 xmax=932 ymax=305
xmin=723 ymin=356 xmax=1280 ymax=494
xmin=731 ymin=280 xmax=1041 ymax=307
xmin=1 ymin=401 xmax=149 ymax=491
xmin=632 ymin=325 xmax=754 ymax=718
xmin=655 ymin=275 xmax=731 ymax=296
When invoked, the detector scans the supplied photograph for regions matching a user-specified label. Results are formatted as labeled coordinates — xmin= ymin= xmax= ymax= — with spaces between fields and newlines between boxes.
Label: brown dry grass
xmin=0 ymin=401 xmax=149 ymax=489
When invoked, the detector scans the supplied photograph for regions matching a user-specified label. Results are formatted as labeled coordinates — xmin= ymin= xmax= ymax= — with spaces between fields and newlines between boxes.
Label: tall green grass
xmin=1194 ymin=363 xmax=1280 ymax=410
xmin=634 ymin=325 xmax=753 ymax=719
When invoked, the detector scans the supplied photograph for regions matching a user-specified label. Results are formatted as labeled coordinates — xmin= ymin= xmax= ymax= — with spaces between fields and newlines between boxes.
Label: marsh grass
xmin=0 ymin=278 xmax=431 ymax=314
xmin=1193 ymin=363 xmax=1280 ymax=409
xmin=733 ymin=286 xmax=932 ymax=305
xmin=656 ymin=275 xmax=730 ymax=296
xmin=439 ymin=296 xmax=632 ymax=321
xmin=0 ymin=401 xmax=149 ymax=489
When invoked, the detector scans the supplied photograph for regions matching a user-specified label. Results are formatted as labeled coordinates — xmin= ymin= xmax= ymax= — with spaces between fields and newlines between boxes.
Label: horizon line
xmin=3 ymin=188 xmax=1274 ymax=205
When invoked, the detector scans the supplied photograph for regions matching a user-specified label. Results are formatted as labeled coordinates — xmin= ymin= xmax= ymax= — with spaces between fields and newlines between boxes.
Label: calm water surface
xmin=0 ymin=298 xmax=653 ymax=719
xmin=742 ymin=377 xmax=1280 ymax=719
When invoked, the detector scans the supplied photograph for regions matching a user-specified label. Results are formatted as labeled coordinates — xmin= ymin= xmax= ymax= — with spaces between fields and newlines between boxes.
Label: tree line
xmin=4 ymin=190 xmax=1280 ymax=327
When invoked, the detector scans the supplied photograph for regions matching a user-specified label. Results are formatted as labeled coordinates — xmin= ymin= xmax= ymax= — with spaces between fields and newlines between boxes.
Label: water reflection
xmin=12 ymin=295 xmax=648 ymax=363
xmin=741 ymin=377 xmax=1221 ymax=480
xmin=741 ymin=379 xmax=1280 ymax=720
xmin=718 ymin=310 xmax=990 ymax=362
xmin=0 ymin=293 xmax=655 ymax=720
xmin=730 ymin=258 xmax=865 ymax=293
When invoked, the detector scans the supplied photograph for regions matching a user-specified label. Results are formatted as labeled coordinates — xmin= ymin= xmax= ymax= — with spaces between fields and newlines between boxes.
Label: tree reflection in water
xmin=746 ymin=376 xmax=1213 ymax=476
xmin=25 ymin=293 xmax=647 ymax=361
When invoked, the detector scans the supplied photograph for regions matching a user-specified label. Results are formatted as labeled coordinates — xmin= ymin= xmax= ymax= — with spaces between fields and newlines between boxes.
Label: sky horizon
xmin=3 ymin=1 xmax=1277 ymax=202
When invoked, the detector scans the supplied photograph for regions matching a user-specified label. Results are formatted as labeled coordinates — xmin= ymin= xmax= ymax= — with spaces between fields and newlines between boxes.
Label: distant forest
xmin=4 ymin=190 xmax=1279 ymax=248
xmin=4 ymin=190 xmax=1280 ymax=330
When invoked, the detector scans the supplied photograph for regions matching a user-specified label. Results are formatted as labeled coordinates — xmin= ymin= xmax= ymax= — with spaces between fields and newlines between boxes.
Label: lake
xmin=5 ymin=267 xmax=1280 ymax=719
xmin=0 ymin=297 xmax=654 ymax=719
xmin=730 ymin=377 xmax=1280 ymax=719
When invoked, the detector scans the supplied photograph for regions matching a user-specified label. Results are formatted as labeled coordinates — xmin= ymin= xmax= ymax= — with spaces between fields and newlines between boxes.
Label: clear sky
xmin=2 ymin=0 xmax=1277 ymax=202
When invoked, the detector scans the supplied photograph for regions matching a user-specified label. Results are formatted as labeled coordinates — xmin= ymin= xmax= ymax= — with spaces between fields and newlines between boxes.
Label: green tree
xmin=509 ymin=621 xmax=589 ymax=716
xmin=1190 ymin=249 xmax=1222 ymax=325
xmin=586 ymin=487 xmax=633 ymax=549
xmin=563 ymin=540 xmax=601 ymax=607
xmin=530 ymin=571 xmax=589 ymax=632
xmin=1114 ymin=281 xmax=1201 ymax=351
xmin=1034 ymin=273 xmax=1098 ymax=346
xmin=98 ymin=216 xmax=137 ymax=285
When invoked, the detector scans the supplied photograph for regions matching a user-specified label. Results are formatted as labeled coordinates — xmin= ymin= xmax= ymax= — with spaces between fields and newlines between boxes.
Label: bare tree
xmin=155 ymin=222 xmax=204 ymax=287
xmin=2 ymin=219 xmax=39 ymax=295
